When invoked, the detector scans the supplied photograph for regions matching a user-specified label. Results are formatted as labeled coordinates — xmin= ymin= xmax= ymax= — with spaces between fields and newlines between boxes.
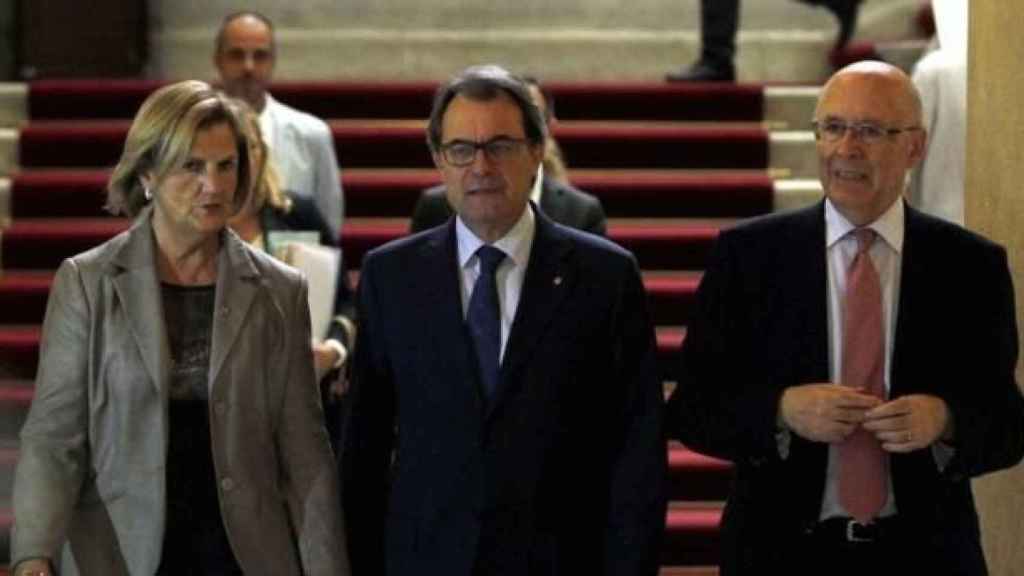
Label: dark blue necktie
xmin=467 ymin=245 xmax=506 ymax=403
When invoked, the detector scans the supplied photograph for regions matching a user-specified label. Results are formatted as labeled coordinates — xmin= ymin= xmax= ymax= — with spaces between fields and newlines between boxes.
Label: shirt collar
xmin=456 ymin=203 xmax=536 ymax=269
xmin=530 ymin=165 xmax=544 ymax=205
xmin=825 ymin=196 xmax=905 ymax=253
xmin=260 ymin=93 xmax=278 ymax=113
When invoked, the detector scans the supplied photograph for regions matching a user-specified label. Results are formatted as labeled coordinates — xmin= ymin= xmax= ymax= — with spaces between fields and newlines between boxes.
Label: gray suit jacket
xmin=12 ymin=208 xmax=350 ymax=576
xmin=264 ymin=95 xmax=345 ymax=237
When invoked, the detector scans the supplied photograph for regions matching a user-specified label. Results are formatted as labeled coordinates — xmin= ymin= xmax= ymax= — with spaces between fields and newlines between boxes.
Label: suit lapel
xmin=108 ymin=210 xmax=171 ymax=394
xmin=209 ymin=230 xmax=261 ymax=388
xmin=791 ymin=202 xmax=830 ymax=381
xmin=889 ymin=203 xmax=927 ymax=397
xmin=419 ymin=222 xmax=487 ymax=413
xmin=491 ymin=209 xmax=575 ymax=413
xmin=780 ymin=203 xmax=832 ymax=522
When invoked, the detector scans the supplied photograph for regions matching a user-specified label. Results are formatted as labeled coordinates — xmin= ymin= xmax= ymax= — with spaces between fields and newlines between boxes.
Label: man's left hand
xmin=861 ymin=394 xmax=953 ymax=452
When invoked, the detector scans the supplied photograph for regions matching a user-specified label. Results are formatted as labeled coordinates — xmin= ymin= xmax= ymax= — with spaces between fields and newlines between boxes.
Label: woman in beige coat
xmin=11 ymin=81 xmax=350 ymax=576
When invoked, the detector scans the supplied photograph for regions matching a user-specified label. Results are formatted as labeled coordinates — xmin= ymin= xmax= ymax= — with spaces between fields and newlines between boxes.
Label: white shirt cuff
xmin=322 ymin=338 xmax=348 ymax=370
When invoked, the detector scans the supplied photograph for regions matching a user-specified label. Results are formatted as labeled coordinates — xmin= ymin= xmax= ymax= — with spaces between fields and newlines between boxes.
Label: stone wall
xmin=147 ymin=0 xmax=921 ymax=83
xmin=967 ymin=2 xmax=1024 ymax=574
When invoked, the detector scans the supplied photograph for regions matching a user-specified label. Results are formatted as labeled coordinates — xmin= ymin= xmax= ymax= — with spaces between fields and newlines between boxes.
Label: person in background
xmin=410 ymin=75 xmax=607 ymax=236
xmin=343 ymin=65 xmax=665 ymax=576
xmin=666 ymin=61 xmax=1023 ymax=575
xmin=214 ymin=10 xmax=346 ymax=237
xmin=229 ymin=102 xmax=357 ymax=443
xmin=11 ymin=80 xmax=349 ymax=576
xmin=666 ymin=0 xmax=861 ymax=82
xmin=520 ymin=76 xmax=570 ymax=185
xmin=907 ymin=0 xmax=968 ymax=225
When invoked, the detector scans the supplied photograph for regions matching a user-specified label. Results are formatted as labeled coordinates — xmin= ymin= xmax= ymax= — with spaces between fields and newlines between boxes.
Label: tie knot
xmin=476 ymin=245 xmax=506 ymax=275
xmin=853 ymin=228 xmax=876 ymax=255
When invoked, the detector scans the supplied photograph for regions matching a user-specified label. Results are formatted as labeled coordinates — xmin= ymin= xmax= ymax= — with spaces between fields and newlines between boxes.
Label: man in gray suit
xmin=214 ymin=10 xmax=346 ymax=237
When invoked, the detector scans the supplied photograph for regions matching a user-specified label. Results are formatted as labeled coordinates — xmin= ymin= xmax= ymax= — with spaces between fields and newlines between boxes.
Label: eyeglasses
xmin=439 ymin=137 xmax=529 ymax=166
xmin=812 ymin=119 xmax=921 ymax=144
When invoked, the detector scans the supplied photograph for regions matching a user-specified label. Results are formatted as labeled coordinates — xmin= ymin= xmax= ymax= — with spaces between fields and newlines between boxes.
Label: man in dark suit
xmin=343 ymin=65 xmax=666 ymax=576
xmin=410 ymin=76 xmax=607 ymax=236
xmin=667 ymin=61 xmax=1024 ymax=575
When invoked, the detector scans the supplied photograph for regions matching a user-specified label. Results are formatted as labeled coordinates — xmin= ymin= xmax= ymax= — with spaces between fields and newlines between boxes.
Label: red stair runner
xmin=1 ymin=218 xmax=725 ymax=271
xmin=668 ymin=443 xmax=733 ymax=502
xmin=663 ymin=506 xmax=722 ymax=566
xmin=0 ymin=328 xmax=41 ymax=380
xmin=0 ymin=381 xmax=32 ymax=438
xmin=0 ymin=272 xmax=52 ymax=325
xmin=28 ymin=80 xmax=763 ymax=122
xmin=8 ymin=169 xmax=774 ymax=220
xmin=17 ymin=120 xmax=769 ymax=170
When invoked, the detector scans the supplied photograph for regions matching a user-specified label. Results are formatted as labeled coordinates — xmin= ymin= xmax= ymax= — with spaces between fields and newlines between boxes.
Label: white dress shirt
xmin=530 ymin=164 xmax=544 ymax=205
xmin=455 ymin=204 xmax=536 ymax=363
xmin=820 ymin=197 xmax=904 ymax=520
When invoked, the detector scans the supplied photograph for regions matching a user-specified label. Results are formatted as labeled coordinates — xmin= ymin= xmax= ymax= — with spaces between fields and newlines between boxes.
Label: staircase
xmin=147 ymin=0 xmax=928 ymax=83
xmin=0 ymin=79 xmax=830 ymax=575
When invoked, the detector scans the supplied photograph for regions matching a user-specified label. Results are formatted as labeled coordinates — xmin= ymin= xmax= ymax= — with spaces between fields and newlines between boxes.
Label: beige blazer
xmin=12 ymin=209 xmax=350 ymax=576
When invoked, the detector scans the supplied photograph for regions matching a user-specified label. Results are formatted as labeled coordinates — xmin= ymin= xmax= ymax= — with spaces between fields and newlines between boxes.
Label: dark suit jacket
xmin=409 ymin=177 xmax=608 ymax=236
xmin=343 ymin=206 xmax=665 ymax=576
xmin=666 ymin=200 xmax=1024 ymax=575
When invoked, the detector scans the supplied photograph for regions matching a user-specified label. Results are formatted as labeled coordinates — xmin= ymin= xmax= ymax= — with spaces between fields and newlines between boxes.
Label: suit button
xmin=220 ymin=477 xmax=235 ymax=492
xmin=214 ymin=402 xmax=227 ymax=416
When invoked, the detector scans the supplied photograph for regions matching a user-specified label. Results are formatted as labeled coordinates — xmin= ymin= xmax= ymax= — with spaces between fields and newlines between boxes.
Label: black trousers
xmin=698 ymin=0 xmax=855 ymax=66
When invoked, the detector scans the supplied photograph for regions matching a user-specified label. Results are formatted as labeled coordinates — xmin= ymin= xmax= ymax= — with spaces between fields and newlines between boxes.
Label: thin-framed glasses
xmin=439 ymin=137 xmax=529 ymax=166
xmin=812 ymin=119 xmax=921 ymax=144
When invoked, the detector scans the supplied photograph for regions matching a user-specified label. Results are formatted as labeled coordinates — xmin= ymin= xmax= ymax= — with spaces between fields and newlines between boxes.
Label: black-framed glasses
xmin=812 ymin=119 xmax=921 ymax=144
xmin=439 ymin=137 xmax=529 ymax=166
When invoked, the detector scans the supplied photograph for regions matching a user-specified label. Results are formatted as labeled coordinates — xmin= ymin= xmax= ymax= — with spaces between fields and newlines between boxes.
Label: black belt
xmin=809 ymin=516 xmax=902 ymax=544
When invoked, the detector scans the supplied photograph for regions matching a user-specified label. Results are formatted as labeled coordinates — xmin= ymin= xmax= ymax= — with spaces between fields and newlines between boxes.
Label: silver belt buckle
xmin=845 ymin=520 xmax=874 ymax=543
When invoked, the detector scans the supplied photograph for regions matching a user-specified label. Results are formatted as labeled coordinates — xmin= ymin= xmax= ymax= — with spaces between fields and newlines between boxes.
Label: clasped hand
xmin=778 ymin=383 xmax=951 ymax=452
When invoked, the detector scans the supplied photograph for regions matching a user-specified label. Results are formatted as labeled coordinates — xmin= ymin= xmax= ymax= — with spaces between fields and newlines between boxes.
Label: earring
xmin=143 ymin=184 xmax=152 ymax=201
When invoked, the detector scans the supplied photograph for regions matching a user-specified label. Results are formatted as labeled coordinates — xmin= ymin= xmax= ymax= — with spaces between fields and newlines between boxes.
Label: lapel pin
xmin=553 ymin=276 xmax=562 ymax=286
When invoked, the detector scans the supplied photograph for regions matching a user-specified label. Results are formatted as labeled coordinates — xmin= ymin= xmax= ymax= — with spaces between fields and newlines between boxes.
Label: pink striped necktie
xmin=838 ymin=228 xmax=888 ymax=523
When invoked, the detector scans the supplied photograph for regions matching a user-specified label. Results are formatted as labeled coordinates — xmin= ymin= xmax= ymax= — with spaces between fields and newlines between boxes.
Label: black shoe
xmin=665 ymin=60 xmax=735 ymax=82
xmin=824 ymin=0 xmax=861 ymax=50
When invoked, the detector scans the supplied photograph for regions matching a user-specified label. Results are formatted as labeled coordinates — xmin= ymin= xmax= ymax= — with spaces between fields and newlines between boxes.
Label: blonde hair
xmin=106 ymin=80 xmax=252 ymax=218
xmin=236 ymin=100 xmax=292 ymax=213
